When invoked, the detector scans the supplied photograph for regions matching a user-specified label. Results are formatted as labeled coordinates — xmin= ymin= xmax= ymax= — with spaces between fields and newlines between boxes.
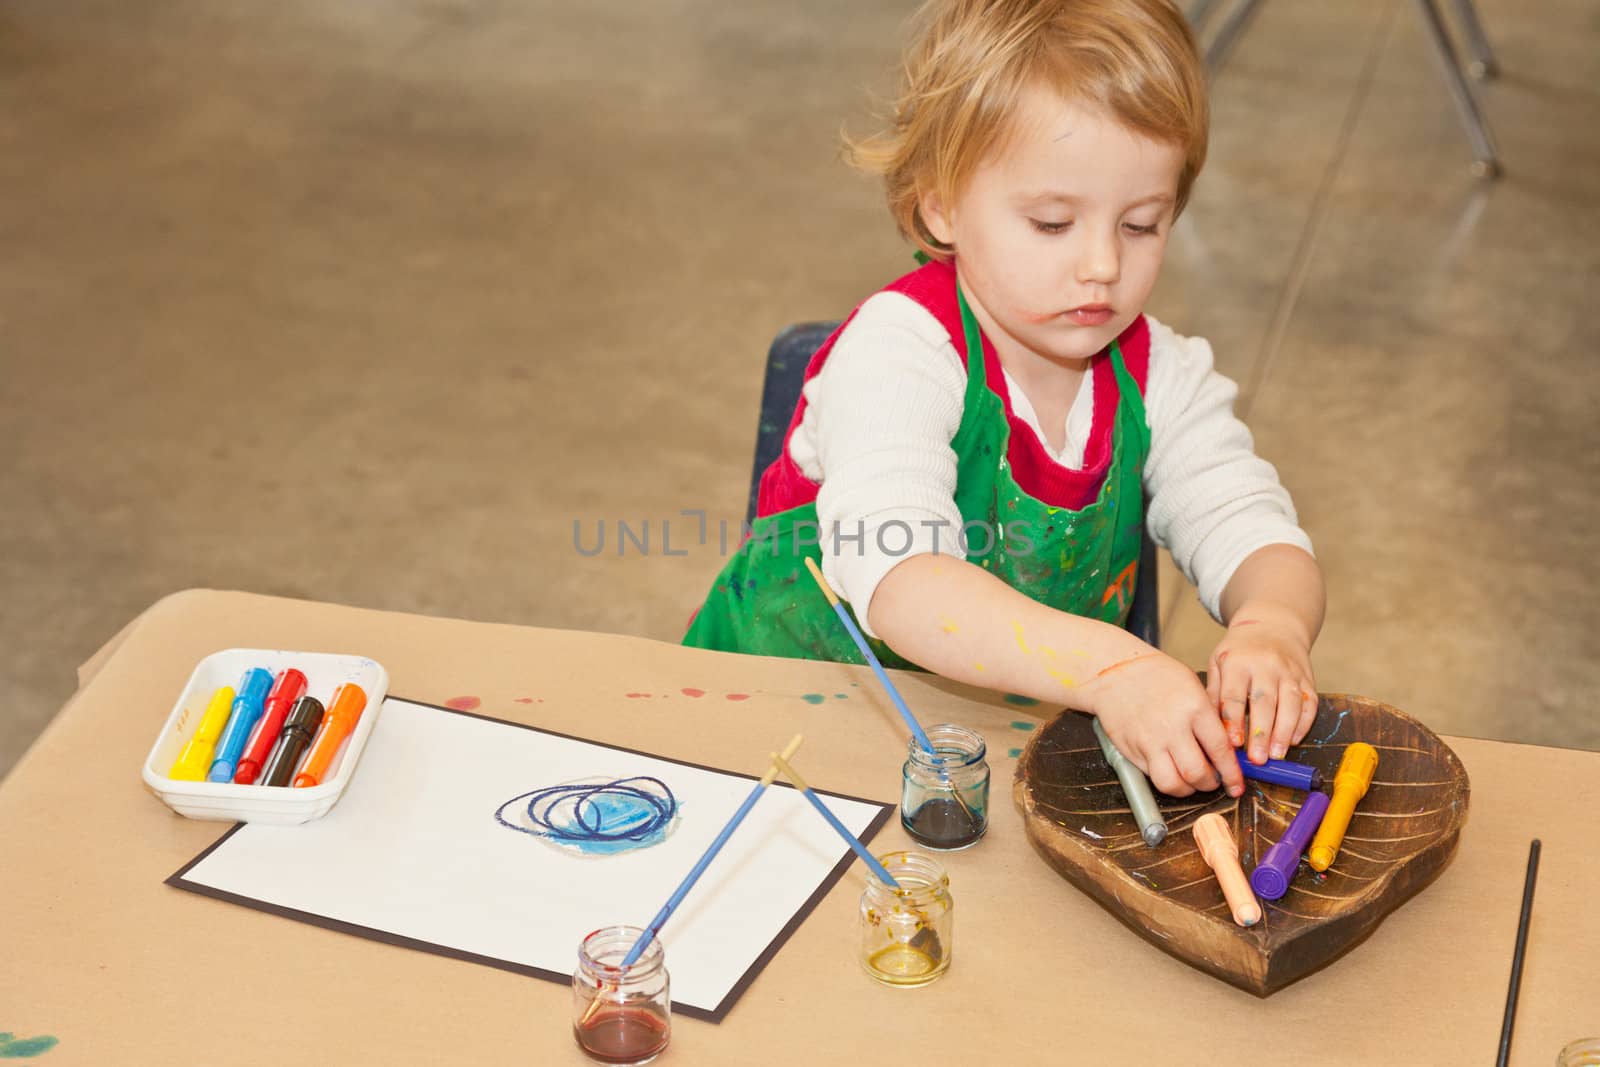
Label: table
xmin=2 ymin=590 xmax=1593 ymax=1065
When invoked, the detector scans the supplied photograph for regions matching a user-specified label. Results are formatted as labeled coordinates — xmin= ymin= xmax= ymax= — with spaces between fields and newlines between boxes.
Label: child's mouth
xmin=1065 ymin=304 xmax=1113 ymax=326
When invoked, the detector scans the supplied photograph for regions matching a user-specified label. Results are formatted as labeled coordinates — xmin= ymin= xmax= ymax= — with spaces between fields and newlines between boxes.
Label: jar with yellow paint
xmin=858 ymin=851 xmax=953 ymax=987
xmin=1558 ymin=1038 xmax=1600 ymax=1066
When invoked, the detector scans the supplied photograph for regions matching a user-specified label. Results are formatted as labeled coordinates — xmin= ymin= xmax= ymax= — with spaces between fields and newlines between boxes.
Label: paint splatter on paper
xmin=0 ymin=1034 xmax=59 ymax=1059
xmin=445 ymin=696 xmax=481 ymax=711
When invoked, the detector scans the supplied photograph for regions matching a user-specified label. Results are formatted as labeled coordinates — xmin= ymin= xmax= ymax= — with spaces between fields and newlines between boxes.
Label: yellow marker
xmin=1308 ymin=742 xmax=1379 ymax=872
xmin=1194 ymin=813 xmax=1260 ymax=927
xmin=169 ymin=686 xmax=236 ymax=781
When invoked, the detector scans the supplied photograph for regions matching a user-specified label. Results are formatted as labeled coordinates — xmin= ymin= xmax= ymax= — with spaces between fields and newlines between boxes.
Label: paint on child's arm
xmin=1094 ymin=655 xmax=1153 ymax=680
xmin=940 ymin=616 xmax=959 ymax=634
xmin=1011 ymin=621 xmax=1031 ymax=655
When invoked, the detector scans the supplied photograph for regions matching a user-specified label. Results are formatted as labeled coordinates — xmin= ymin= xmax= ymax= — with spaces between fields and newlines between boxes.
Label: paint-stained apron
xmin=684 ymin=270 xmax=1151 ymax=671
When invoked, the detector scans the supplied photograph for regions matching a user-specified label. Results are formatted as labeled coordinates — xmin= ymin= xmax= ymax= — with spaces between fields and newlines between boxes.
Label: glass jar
xmin=571 ymin=925 xmax=670 ymax=1066
xmin=859 ymin=851 xmax=954 ymax=987
xmin=900 ymin=723 xmax=989 ymax=850
xmin=1559 ymin=1038 xmax=1600 ymax=1066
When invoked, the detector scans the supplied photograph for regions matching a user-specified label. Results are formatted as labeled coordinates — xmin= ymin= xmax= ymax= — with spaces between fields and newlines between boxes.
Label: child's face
xmin=922 ymin=88 xmax=1185 ymax=365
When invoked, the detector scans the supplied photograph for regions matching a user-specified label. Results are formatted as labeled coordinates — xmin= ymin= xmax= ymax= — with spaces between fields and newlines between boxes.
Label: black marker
xmin=260 ymin=696 xmax=325 ymax=788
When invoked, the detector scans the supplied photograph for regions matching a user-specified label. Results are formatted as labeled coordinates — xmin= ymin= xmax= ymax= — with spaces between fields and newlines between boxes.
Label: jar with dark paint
xmin=572 ymin=925 xmax=670 ymax=1066
xmin=900 ymin=723 xmax=989 ymax=850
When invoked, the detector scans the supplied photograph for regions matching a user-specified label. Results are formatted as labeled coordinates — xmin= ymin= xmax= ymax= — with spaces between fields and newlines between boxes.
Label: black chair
xmin=748 ymin=322 xmax=1160 ymax=648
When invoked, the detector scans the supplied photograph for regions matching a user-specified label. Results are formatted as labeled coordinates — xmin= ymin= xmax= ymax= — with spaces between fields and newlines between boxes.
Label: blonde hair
xmin=846 ymin=0 xmax=1209 ymax=260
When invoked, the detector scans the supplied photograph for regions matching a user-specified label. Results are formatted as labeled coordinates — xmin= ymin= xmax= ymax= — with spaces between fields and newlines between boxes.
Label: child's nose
xmin=1076 ymin=230 xmax=1121 ymax=287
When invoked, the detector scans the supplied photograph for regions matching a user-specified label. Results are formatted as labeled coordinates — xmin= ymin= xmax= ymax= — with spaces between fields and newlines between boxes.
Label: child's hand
xmin=1206 ymin=609 xmax=1318 ymax=765
xmin=1088 ymin=652 xmax=1245 ymax=798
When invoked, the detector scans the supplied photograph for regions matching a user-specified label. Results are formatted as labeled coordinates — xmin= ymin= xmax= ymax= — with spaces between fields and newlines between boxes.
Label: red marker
xmin=234 ymin=669 xmax=308 ymax=785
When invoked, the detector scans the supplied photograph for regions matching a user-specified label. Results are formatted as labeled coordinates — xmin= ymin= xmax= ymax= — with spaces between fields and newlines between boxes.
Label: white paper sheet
xmin=174 ymin=698 xmax=891 ymax=1019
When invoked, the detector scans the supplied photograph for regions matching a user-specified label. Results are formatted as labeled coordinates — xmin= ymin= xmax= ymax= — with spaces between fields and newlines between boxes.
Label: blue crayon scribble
xmin=1314 ymin=708 xmax=1351 ymax=744
xmin=0 ymin=1033 xmax=59 ymax=1059
xmin=496 ymin=776 xmax=679 ymax=856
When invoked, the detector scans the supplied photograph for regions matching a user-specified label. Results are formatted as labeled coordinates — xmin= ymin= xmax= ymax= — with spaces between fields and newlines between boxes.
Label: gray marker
xmin=1093 ymin=719 xmax=1168 ymax=847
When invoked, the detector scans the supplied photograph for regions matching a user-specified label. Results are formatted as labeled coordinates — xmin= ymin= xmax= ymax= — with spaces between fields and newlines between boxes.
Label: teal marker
xmin=1093 ymin=719 xmax=1167 ymax=847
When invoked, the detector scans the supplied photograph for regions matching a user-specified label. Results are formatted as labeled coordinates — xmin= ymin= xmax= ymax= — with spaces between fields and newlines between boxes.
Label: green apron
xmin=685 ymin=288 xmax=1151 ymax=670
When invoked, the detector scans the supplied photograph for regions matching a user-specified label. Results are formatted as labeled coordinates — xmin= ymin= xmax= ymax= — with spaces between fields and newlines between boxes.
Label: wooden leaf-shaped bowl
xmin=1015 ymin=694 xmax=1470 ymax=995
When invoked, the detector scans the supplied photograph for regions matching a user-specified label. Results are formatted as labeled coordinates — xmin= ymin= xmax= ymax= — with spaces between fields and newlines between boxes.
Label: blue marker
xmin=207 ymin=668 xmax=274 ymax=783
xmin=1235 ymin=751 xmax=1321 ymax=791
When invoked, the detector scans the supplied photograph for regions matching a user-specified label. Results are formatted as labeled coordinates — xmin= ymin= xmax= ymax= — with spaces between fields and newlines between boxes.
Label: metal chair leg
xmin=1413 ymin=0 xmax=1501 ymax=178
xmin=1187 ymin=0 xmax=1222 ymax=32
xmin=1204 ymin=0 xmax=1264 ymax=72
xmin=1449 ymin=0 xmax=1500 ymax=79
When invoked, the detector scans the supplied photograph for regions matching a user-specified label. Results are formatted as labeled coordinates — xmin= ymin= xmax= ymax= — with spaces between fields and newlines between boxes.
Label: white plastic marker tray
xmin=141 ymin=649 xmax=389 ymax=825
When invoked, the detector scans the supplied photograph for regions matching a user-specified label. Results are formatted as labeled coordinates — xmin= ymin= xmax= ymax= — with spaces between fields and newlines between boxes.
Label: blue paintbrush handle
xmin=622 ymin=778 xmax=769 ymax=967
xmin=797 ymin=786 xmax=899 ymax=888
xmin=828 ymin=602 xmax=934 ymax=754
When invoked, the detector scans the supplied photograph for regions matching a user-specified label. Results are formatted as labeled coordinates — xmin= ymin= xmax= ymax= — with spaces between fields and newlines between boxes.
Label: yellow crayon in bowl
xmin=169 ymin=686 xmax=236 ymax=781
xmin=1308 ymin=742 xmax=1379 ymax=872
xmin=1194 ymin=813 xmax=1261 ymax=927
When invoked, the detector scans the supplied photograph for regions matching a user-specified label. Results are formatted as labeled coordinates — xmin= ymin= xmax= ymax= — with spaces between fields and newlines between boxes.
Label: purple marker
xmin=1236 ymin=751 xmax=1321 ymax=791
xmin=1250 ymin=790 xmax=1331 ymax=900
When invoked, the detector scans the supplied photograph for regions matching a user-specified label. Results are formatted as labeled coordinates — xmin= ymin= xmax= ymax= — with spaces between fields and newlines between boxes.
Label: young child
xmin=685 ymin=0 xmax=1324 ymax=801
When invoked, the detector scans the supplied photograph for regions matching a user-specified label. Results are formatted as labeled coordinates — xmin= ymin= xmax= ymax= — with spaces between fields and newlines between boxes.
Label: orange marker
xmin=292 ymin=683 xmax=368 ymax=788
xmin=1308 ymin=742 xmax=1379 ymax=872
xmin=1194 ymin=813 xmax=1261 ymax=927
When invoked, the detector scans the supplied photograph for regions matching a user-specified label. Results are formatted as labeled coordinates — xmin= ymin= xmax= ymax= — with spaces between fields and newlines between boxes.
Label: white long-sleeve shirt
xmin=787 ymin=290 xmax=1313 ymax=638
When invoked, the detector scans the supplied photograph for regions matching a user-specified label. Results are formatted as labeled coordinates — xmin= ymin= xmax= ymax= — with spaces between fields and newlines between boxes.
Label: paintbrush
xmin=770 ymin=752 xmax=898 ymax=886
xmin=770 ymin=751 xmax=942 ymax=963
xmin=579 ymin=735 xmax=804 ymax=1027
xmin=1496 ymin=838 xmax=1541 ymax=1067
xmin=801 ymin=558 xmax=980 ymax=831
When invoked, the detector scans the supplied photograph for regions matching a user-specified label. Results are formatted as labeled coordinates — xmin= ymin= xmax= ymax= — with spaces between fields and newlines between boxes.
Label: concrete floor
xmin=2 ymin=0 xmax=1596 ymax=779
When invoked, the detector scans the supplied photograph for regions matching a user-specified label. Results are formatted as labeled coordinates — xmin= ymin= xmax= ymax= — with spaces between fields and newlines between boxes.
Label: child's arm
xmin=870 ymin=553 xmax=1245 ymax=798
xmin=1206 ymin=543 xmax=1325 ymax=764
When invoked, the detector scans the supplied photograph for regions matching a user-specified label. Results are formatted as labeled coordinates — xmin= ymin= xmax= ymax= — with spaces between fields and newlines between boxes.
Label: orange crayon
xmin=1194 ymin=813 xmax=1261 ymax=927
xmin=292 ymin=683 xmax=368 ymax=788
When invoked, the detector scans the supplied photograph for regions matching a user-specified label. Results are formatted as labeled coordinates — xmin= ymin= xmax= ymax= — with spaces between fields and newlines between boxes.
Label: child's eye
xmin=1030 ymin=218 xmax=1073 ymax=235
xmin=1123 ymin=222 xmax=1160 ymax=236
